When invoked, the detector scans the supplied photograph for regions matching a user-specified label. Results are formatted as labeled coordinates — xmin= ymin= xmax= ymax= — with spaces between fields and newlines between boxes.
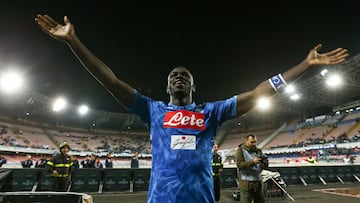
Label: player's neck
xmin=170 ymin=96 xmax=192 ymax=106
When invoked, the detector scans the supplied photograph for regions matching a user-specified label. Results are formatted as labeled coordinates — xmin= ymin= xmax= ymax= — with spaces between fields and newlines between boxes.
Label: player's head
xmin=166 ymin=66 xmax=195 ymax=99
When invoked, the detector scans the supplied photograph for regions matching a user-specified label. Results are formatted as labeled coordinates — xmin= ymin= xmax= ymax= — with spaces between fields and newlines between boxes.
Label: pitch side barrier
xmin=1 ymin=166 xmax=358 ymax=195
xmin=0 ymin=168 xmax=238 ymax=194
xmin=269 ymin=165 xmax=360 ymax=186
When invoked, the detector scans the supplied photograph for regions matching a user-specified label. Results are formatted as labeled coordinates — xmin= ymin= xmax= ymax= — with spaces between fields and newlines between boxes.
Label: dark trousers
xmin=52 ymin=177 xmax=70 ymax=192
xmin=239 ymin=181 xmax=265 ymax=203
xmin=213 ymin=176 xmax=221 ymax=201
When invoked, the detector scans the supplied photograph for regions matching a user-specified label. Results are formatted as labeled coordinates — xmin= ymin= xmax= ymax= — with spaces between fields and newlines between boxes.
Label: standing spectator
xmin=87 ymin=154 xmax=96 ymax=168
xmin=46 ymin=142 xmax=73 ymax=192
xmin=71 ymin=155 xmax=80 ymax=169
xmin=0 ymin=155 xmax=7 ymax=168
xmin=307 ymin=156 xmax=317 ymax=165
xmin=131 ymin=151 xmax=139 ymax=169
xmin=35 ymin=154 xmax=48 ymax=168
xmin=94 ymin=157 xmax=103 ymax=168
xmin=212 ymin=144 xmax=223 ymax=203
xmin=130 ymin=151 xmax=139 ymax=182
xmin=80 ymin=155 xmax=91 ymax=168
xmin=343 ymin=154 xmax=355 ymax=164
xmin=21 ymin=154 xmax=33 ymax=168
xmin=105 ymin=152 xmax=113 ymax=168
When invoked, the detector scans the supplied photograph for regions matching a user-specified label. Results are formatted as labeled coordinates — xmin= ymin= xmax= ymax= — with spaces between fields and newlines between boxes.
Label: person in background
xmin=21 ymin=154 xmax=33 ymax=168
xmin=235 ymin=134 xmax=267 ymax=203
xmin=87 ymin=154 xmax=96 ymax=168
xmin=46 ymin=142 xmax=73 ymax=192
xmin=105 ymin=152 xmax=113 ymax=168
xmin=130 ymin=151 xmax=139 ymax=182
xmin=131 ymin=151 xmax=139 ymax=169
xmin=307 ymin=156 xmax=317 ymax=165
xmin=35 ymin=14 xmax=349 ymax=203
xmin=80 ymin=155 xmax=91 ymax=168
xmin=71 ymin=155 xmax=80 ymax=169
xmin=35 ymin=154 xmax=48 ymax=168
xmin=0 ymin=155 xmax=7 ymax=168
xmin=94 ymin=157 xmax=103 ymax=168
xmin=212 ymin=144 xmax=223 ymax=203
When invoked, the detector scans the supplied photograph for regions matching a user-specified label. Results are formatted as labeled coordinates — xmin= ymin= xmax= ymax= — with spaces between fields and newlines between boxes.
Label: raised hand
xmin=35 ymin=15 xmax=75 ymax=42
xmin=307 ymin=43 xmax=349 ymax=66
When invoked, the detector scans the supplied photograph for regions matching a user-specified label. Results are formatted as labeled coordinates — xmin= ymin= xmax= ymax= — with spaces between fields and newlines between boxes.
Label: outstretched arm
xmin=35 ymin=15 xmax=135 ymax=109
xmin=236 ymin=44 xmax=349 ymax=116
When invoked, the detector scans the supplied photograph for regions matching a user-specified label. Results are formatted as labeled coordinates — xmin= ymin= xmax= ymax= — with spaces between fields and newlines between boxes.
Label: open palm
xmin=35 ymin=15 xmax=74 ymax=41
xmin=307 ymin=44 xmax=348 ymax=66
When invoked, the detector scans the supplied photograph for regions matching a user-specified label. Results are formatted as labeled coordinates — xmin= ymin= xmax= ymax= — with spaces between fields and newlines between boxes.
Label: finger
xmin=35 ymin=15 xmax=56 ymax=31
xmin=43 ymin=15 xmax=62 ymax=27
xmin=313 ymin=43 xmax=322 ymax=52
xmin=35 ymin=19 xmax=53 ymax=34
xmin=36 ymin=15 xmax=55 ymax=27
xmin=331 ymin=56 xmax=348 ymax=64
xmin=328 ymin=54 xmax=348 ymax=64
xmin=323 ymin=48 xmax=347 ymax=57
xmin=329 ymin=50 xmax=349 ymax=63
xmin=64 ymin=16 xmax=71 ymax=24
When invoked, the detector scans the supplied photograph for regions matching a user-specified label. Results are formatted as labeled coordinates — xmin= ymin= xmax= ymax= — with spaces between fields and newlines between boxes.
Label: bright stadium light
xmin=0 ymin=71 xmax=24 ymax=94
xmin=326 ymin=73 xmax=342 ymax=87
xmin=78 ymin=105 xmax=89 ymax=115
xmin=285 ymin=84 xmax=295 ymax=94
xmin=53 ymin=97 xmax=67 ymax=112
xmin=320 ymin=69 xmax=328 ymax=77
xmin=256 ymin=97 xmax=271 ymax=111
xmin=290 ymin=93 xmax=300 ymax=101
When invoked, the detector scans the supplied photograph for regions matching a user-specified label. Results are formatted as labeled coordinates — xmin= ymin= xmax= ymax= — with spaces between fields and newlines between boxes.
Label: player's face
xmin=167 ymin=66 xmax=195 ymax=97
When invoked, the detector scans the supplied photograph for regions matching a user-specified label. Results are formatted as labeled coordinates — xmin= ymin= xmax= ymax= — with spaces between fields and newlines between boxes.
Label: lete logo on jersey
xmin=163 ymin=110 xmax=205 ymax=130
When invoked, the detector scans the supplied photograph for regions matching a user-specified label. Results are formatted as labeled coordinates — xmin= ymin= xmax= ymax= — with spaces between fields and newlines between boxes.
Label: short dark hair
xmin=246 ymin=133 xmax=256 ymax=139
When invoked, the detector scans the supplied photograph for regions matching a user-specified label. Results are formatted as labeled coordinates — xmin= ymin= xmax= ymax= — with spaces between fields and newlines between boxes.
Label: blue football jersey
xmin=129 ymin=91 xmax=237 ymax=203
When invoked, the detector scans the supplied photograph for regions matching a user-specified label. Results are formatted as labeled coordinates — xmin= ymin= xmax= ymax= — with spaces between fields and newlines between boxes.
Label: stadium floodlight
xmin=0 ymin=71 xmax=24 ymax=94
xmin=290 ymin=93 xmax=300 ymax=101
xmin=256 ymin=97 xmax=271 ymax=111
xmin=320 ymin=69 xmax=328 ymax=77
xmin=285 ymin=84 xmax=295 ymax=94
xmin=284 ymin=84 xmax=301 ymax=101
xmin=325 ymin=73 xmax=342 ymax=87
xmin=78 ymin=105 xmax=89 ymax=115
xmin=52 ymin=97 xmax=67 ymax=112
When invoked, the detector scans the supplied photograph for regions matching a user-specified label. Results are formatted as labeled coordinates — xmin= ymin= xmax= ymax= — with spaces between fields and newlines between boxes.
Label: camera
xmin=257 ymin=154 xmax=269 ymax=169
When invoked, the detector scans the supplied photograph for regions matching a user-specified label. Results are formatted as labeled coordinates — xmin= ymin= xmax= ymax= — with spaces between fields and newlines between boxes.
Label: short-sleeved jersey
xmin=129 ymin=91 xmax=237 ymax=203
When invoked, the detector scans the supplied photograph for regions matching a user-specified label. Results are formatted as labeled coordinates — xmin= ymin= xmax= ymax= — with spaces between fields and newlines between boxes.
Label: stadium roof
xmin=1 ymin=2 xmax=360 ymax=132
xmin=1 ymin=54 xmax=360 ymax=133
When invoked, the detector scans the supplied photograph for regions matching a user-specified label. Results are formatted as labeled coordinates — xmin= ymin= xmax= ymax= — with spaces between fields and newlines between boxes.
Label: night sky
xmin=1 ymin=1 xmax=360 ymax=114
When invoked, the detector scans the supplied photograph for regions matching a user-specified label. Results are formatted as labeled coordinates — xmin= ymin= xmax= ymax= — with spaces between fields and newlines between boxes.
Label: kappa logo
xmin=163 ymin=110 xmax=205 ymax=130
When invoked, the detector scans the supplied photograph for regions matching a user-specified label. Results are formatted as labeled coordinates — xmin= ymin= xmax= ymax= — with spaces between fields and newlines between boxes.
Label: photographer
xmin=235 ymin=133 xmax=267 ymax=203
